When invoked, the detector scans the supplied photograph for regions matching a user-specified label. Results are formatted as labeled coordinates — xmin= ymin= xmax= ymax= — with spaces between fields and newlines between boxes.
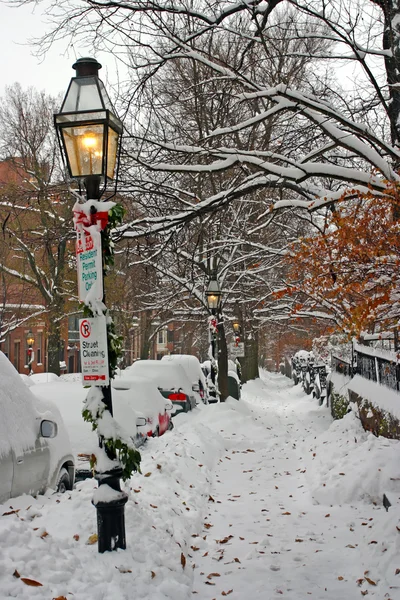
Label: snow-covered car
xmin=124 ymin=360 xmax=197 ymax=414
xmin=161 ymin=354 xmax=209 ymax=404
xmin=0 ymin=352 xmax=75 ymax=504
xmin=31 ymin=380 xmax=148 ymax=479
xmin=112 ymin=375 xmax=173 ymax=437
xmin=29 ymin=372 xmax=60 ymax=384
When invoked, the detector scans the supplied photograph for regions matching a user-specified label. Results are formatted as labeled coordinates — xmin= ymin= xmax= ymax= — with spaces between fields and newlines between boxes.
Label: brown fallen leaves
xmin=217 ymin=535 xmax=233 ymax=544
xmin=181 ymin=553 xmax=186 ymax=569
xmin=86 ymin=533 xmax=98 ymax=545
xmin=21 ymin=578 xmax=43 ymax=587
xmin=13 ymin=566 xmax=43 ymax=588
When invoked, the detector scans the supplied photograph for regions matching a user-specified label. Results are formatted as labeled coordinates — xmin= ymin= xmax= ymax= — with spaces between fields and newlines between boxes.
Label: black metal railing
xmin=331 ymin=354 xmax=353 ymax=377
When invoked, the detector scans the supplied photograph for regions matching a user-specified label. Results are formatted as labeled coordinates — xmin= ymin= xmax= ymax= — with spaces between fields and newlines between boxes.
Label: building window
xmin=167 ymin=329 xmax=174 ymax=343
xmin=158 ymin=330 xmax=166 ymax=345
xmin=36 ymin=332 xmax=43 ymax=364
xmin=68 ymin=315 xmax=81 ymax=343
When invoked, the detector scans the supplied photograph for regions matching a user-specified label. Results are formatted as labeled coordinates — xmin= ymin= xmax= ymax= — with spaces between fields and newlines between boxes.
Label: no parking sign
xmin=79 ymin=316 xmax=109 ymax=385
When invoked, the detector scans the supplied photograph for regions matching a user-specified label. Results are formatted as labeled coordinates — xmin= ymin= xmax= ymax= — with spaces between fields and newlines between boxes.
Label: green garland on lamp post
xmin=81 ymin=204 xmax=142 ymax=479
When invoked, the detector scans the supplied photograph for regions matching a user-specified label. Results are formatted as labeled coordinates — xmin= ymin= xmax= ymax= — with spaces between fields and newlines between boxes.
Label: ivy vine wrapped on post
xmin=82 ymin=203 xmax=142 ymax=480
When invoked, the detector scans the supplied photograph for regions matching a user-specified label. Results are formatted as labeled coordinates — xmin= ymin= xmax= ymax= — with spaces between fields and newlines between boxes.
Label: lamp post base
xmin=93 ymin=467 xmax=128 ymax=553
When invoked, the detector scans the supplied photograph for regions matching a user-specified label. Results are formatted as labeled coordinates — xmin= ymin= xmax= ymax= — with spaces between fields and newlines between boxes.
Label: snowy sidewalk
xmin=190 ymin=374 xmax=400 ymax=600
xmin=1 ymin=371 xmax=400 ymax=600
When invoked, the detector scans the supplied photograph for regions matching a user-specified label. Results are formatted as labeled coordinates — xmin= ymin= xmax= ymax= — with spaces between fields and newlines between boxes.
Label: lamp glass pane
xmin=107 ymin=127 xmax=119 ymax=179
xmin=62 ymin=78 xmax=104 ymax=112
xmin=61 ymin=124 xmax=105 ymax=177
xmin=207 ymin=294 xmax=219 ymax=310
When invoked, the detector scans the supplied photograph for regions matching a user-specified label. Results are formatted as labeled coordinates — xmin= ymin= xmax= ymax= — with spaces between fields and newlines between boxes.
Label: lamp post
xmin=206 ymin=277 xmax=221 ymax=398
xmin=55 ymin=57 xmax=127 ymax=553
xmin=26 ymin=330 xmax=35 ymax=375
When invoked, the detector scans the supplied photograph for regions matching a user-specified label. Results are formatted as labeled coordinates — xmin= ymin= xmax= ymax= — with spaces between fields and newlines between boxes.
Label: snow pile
xmin=1 ymin=371 xmax=400 ymax=599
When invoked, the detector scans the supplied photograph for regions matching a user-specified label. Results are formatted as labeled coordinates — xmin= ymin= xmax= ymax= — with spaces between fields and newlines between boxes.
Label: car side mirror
xmin=136 ymin=416 xmax=147 ymax=427
xmin=40 ymin=419 xmax=58 ymax=438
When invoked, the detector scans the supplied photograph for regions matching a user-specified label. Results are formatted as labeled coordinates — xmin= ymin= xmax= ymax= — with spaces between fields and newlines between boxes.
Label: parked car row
xmin=1 ymin=351 xmax=239 ymax=504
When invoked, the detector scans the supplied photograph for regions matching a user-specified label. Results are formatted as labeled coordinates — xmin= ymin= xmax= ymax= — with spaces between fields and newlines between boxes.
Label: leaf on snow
xmin=13 ymin=569 xmax=20 ymax=579
xmin=207 ymin=573 xmax=221 ymax=579
xmin=218 ymin=535 xmax=233 ymax=544
xmin=86 ymin=533 xmax=98 ymax=545
xmin=21 ymin=578 xmax=43 ymax=587
xmin=181 ymin=553 xmax=186 ymax=569
xmin=151 ymin=571 xmax=156 ymax=579
xmin=144 ymin=472 xmax=152 ymax=477
xmin=365 ymin=577 xmax=376 ymax=586
xmin=222 ymin=590 xmax=234 ymax=596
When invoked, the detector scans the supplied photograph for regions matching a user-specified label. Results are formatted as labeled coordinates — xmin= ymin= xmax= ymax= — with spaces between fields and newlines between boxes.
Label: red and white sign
xmin=74 ymin=205 xmax=108 ymax=303
xmin=79 ymin=316 xmax=109 ymax=385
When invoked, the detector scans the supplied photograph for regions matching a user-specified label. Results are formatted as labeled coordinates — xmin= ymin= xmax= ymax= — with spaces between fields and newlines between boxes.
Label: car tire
xmin=56 ymin=468 xmax=71 ymax=493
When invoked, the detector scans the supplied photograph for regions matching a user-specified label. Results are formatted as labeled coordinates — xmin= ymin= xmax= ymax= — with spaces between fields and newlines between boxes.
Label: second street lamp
xmin=206 ymin=277 xmax=222 ymax=400
xmin=26 ymin=330 xmax=35 ymax=375
xmin=55 ymin=57 xmax=131 ymax=554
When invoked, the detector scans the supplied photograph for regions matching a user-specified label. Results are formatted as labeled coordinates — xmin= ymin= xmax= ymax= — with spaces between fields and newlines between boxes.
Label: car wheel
xmin=56 ymin=468 xmax=70 ymax=493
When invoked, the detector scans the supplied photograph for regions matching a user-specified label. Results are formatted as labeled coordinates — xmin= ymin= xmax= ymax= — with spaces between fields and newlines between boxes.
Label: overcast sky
xmin=0 ymin=2 xmax=121 ymax=100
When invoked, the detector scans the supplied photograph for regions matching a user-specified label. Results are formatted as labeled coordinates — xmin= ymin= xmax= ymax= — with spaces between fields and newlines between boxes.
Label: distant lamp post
xmin=232 ymin=319 xmax=241 ymax=347
xmin=232 ymin=320 xmax=240 ymax=334
xmin=26 ymin=330 xmax=35 ymax=375
xmin=55 ymin=57 xmax=127 ymax=554
xmin=206 ymin=277 xmax=222 ymax=398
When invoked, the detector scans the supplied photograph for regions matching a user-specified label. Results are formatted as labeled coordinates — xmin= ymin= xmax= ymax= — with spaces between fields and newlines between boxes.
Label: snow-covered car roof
xmin=0 ymin=352 xmax=73 ymax=481
xmin=0 ymin=352 xmax=41 ymax=458
xmin=161 ymin=354 xmax=206 ymax=386
xmin=112 ymin=375 xmax=169 ymax=418
xmin=30 ymin=372 xmax=60 ymax=384
xmin=123 ymin=360 xmax=194 ymax=397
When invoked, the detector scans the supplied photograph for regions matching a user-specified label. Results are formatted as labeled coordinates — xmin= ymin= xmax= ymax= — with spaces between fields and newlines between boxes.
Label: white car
xmin=31 ymin=380 xmax=148 ymax=480
xmin=112 ymin=376 xmax=173 ymax=437
xmin=124 ymin=360 xmax=197 ymax=414
xmin=161 ymin=354 xmax=209 ymax=404
xmin=0 ymin=352 xmax=75 ymax=504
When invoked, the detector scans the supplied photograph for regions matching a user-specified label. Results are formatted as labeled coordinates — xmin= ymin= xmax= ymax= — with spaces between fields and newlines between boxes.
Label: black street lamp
xmin=206 ymin=277 xmax=222 ymax=397
xmin=55 ymin=57 xmax=127 ymax=553
xmin=26 ymin=330 xmax=35 ymax=375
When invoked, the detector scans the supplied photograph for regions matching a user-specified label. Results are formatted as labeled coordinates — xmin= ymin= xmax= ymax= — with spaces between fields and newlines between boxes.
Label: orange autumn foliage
xmin=284 ymin=187 xmax=400 ymax=335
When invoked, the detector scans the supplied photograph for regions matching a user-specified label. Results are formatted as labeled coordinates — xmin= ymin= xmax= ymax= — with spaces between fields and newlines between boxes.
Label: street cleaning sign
xmin=76 ymin=230 xmax=103 ymax=303
xmin=79 ymin=316 xmax=109 ymax=385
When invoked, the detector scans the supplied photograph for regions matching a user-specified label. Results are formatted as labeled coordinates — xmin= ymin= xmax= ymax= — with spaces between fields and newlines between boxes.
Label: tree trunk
xmin=140 ymin=314 xmax=152 ymax=360
xmin=47 ymin=314 xmax=62 ymax=375
xmin=374 ymin=0 xmax=400 ymax=147
xmin=240 ymin=331 xmax=259 ymax=383
xmin=218 ymin=320 xmax=229 ymax=401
